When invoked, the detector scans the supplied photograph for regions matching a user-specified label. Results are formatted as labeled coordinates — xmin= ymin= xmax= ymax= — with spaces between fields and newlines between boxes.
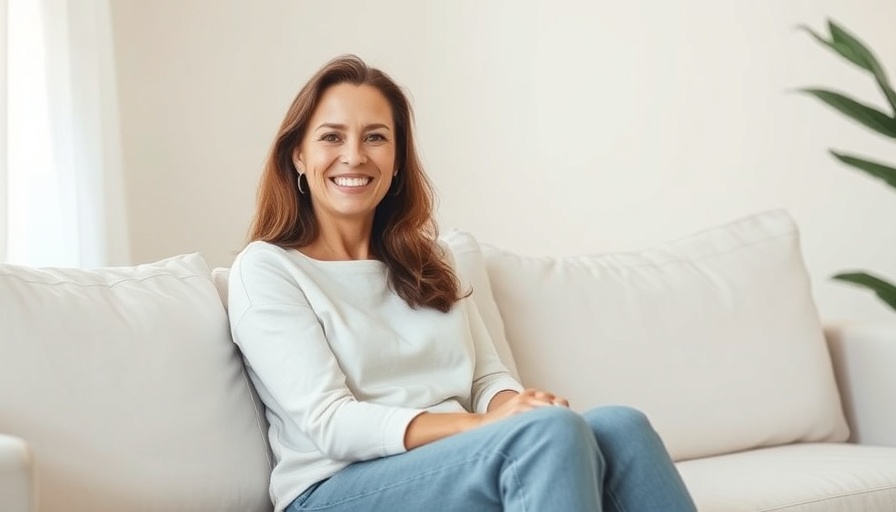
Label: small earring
xmin=393 ymin=170 xmax=398 ymax=176
xmin=297 ymin=173 xmax=306 ymax=195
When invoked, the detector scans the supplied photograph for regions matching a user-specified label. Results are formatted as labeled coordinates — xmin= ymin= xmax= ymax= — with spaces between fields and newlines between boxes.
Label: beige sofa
xmin=2 ymin=209 xmax=895 ymax=511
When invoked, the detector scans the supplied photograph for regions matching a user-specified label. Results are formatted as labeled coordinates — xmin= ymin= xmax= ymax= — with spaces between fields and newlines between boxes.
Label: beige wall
xmin=110 ymin=0 xmax=896 ymax=322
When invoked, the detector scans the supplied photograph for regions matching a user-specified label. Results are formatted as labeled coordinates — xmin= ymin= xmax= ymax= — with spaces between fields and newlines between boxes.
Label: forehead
xmin=310 ymin=83 xmax=394 ymax=127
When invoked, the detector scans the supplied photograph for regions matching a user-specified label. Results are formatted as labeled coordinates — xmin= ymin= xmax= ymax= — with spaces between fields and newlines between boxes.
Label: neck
xmin=303 ymin=216 xmax=376 ymax=261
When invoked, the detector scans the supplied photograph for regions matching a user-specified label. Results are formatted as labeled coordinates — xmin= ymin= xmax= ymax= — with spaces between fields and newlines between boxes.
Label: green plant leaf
xmin=827 ymin=20 xmax=896 ymax=114
xmin=799 ymin=24 xmax=868 ymax=70
xmin=800 ymin=88 xmax=896 ymax=138
xmin=830 ymin=151 xmax=896 ymax=190
xmin=876 ymin=82 xmax=896 ymax=115
xmin=828 ymin=21 xmax=876 ymax=70
xmin=833 ymin=271 xmax=896 ymax=311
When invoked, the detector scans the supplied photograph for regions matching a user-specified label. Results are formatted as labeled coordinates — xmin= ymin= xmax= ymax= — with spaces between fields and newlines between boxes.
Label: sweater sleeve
xmin=465 ymin=295 xmax=525 ymax=414
xmin=228 ymin=245 xmax=424 ymax=462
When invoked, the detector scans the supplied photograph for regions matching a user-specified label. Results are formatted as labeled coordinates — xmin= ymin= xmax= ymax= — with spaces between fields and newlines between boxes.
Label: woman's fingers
xmin=478 ymin=389 xmax=572 ymax=428
xmin=523 ymin=388 xmax=569 ymax=408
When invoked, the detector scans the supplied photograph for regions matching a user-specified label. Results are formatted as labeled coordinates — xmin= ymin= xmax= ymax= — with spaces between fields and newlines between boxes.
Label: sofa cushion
xmin=677 ymin=443 xmax=896 ymax=511
xmin=441 ymin=229 xmax=520 ymax=380
xmin=0 ymin=254 xmax=272 ymax=512
xmin=481 ymin=209 xmax=850 ymax=461
xmin=212 ymin=266 xmax=231 ymax=309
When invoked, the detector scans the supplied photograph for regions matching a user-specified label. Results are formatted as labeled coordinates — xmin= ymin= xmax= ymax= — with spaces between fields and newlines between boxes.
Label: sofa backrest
xmin=441 ymin=231 xmax=521 ymax=380
xmin=0 ymin=254 xmax=272 ymax=512
xmin=452 ymin=209 xmax=850 ymax=461
xmin=212 ymin=266 xmax=231 ymax=308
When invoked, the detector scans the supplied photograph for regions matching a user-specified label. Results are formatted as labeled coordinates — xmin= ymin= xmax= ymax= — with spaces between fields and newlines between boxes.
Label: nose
xmin=341 ymin=140 xmax=368 ymax=167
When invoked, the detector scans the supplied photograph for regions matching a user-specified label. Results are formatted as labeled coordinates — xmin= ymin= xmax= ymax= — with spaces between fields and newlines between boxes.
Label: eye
xmin=365 ymin=133 xmax=388 ymax=143
xmin=319 ymin=133 xmax=342 ymax=143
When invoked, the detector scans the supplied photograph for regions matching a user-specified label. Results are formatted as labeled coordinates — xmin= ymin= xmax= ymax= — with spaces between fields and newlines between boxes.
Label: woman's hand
xmin=478 ymin=388 xmax=569 ymax=427
xmin=403 ymin=389 xmax=569 ymax=450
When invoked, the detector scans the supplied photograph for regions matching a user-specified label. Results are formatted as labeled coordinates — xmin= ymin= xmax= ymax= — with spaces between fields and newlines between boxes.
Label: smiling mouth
xmin=330 ymin=176 xmax=373 ymax=188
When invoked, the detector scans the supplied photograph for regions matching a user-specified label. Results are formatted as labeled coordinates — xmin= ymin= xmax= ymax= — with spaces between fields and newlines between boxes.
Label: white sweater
xmin=227 ymin=241 xmax=523 ymax=511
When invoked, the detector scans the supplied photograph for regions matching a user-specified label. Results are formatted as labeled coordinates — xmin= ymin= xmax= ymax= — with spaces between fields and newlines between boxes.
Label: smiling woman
xmin=228 ymin=55 xmax=697 ymax=512
xmin=248 ymin=55 xmax=460 ymax=312
xmin=293 ymin=83 xmax=397 ymax=237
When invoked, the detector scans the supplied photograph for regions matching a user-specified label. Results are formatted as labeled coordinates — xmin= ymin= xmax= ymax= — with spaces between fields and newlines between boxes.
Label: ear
xmin=292 ymin=148 xmax=304 ymax=172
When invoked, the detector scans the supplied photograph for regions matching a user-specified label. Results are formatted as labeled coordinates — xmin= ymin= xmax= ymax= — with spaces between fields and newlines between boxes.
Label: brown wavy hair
xmin=249 ymin=55 xmax=464 ymax=312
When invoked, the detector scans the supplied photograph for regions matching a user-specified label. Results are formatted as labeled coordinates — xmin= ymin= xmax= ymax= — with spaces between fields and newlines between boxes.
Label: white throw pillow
xmin=212 ymin=266 xmax=231 ymax=309
xmin=480 ymin=209 xmax=850 ymax=461
xmin=0 ymin=254 xmax=271 ymax=512
xmin=442 ymin=230 xmax=521 ymax=380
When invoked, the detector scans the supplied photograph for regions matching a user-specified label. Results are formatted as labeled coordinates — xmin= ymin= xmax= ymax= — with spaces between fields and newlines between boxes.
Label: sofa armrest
xmin=825 ymin=322 xmax=896 ymax=447
xmin=0 ymin=434 xmax=36 ymax=512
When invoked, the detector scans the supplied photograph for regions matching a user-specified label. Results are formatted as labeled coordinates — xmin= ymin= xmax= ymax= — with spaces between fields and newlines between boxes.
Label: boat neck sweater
xmin=227 ymin=241 xmax=523 ymax=511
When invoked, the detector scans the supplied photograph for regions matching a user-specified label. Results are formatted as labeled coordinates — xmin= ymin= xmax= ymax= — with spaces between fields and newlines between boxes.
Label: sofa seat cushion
xmin=0 ymin=254 xmax=272 ymax=512
xmin=481 ymin=209 xmax=849 ymax=461
xmin=677 ymin=443 xmax=896 ymax=511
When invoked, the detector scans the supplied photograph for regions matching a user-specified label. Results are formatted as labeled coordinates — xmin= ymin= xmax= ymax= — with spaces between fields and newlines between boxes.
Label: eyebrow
xmin=314 ymin=123 xmax=392 ymax=132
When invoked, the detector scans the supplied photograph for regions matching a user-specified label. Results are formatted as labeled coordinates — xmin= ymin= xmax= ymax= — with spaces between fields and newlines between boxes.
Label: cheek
xmin=373 ymin=147 xmax=397 ymax=170
xmin=307 ymin=151 xmax=339 ymax=173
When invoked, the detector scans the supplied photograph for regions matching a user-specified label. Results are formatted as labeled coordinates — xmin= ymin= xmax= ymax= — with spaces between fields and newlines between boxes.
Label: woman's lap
xmin=287 ymin=406 xmax=694 ymax=512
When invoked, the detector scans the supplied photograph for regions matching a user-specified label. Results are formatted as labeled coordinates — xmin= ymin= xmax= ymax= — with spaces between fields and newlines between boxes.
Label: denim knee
xmin=522 ymin=406 xmax=590 ymax=435
xmin=584 ymin=405 xmax=651 ymax=432
xmin=491 ymin=407 xmax=601 ymax=473
xmin=472 ymin=408 xmax=606 ymax=510
xmin=508 ymin=407 xmax=599 ymax=454
xmin=582 ymin=405 xmax=663 ymax=456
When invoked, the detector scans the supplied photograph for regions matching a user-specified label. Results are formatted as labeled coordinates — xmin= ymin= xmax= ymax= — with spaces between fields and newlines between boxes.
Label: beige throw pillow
xmin=480 ymin=210 xmax=850 ymax=461
xmin=0 ymin=254 xmax=272 ymax=512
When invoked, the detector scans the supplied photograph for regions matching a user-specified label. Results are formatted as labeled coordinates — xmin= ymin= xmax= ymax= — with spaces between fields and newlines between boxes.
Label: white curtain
xmin=1 ymin=0 xmax=129 ymax=267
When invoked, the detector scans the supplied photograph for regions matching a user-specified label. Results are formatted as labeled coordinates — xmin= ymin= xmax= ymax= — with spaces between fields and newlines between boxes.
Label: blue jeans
xmin=287 ymin=406 xmax=697 ymax=512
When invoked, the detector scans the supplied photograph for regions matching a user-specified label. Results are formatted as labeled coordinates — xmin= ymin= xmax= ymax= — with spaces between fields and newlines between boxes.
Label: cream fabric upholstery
xmin=0 ymin=254 xmax=271 ymax=512
xmin=478 ymin=210 xmax=849 ymax=461
xmin=0 ymin=434 xmax=34 ymax=512
xmin=442 ymin=230 xmax=521 ymax=379
xmin=212 ymin=266 xmax=231 ymax=309
xmin=826 ymin=322 xmax=896 ymax=447
xmin=3 ymin=211 xmax=892 ymax=512
xmin=677 ymin=443 xmax=896 ymax=511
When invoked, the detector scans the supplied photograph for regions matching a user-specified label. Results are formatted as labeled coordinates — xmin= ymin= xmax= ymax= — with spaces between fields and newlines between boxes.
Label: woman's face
xmin=295 ymin=83 xmax=397 ymax=226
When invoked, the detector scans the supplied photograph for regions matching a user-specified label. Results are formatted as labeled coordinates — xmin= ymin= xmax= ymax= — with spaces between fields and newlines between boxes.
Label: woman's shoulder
xmin=231 ymin=241 xmax=298 ymax=279
xmin=434 ymin=238 xmax=455 ymax=266
xmin=237 ymin=240 xmax=290 ymax=259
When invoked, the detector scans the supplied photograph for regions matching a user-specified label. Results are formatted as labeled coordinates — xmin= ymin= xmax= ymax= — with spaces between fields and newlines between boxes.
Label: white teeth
xmin=332 ymin=176 xmax=371 ymax=187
